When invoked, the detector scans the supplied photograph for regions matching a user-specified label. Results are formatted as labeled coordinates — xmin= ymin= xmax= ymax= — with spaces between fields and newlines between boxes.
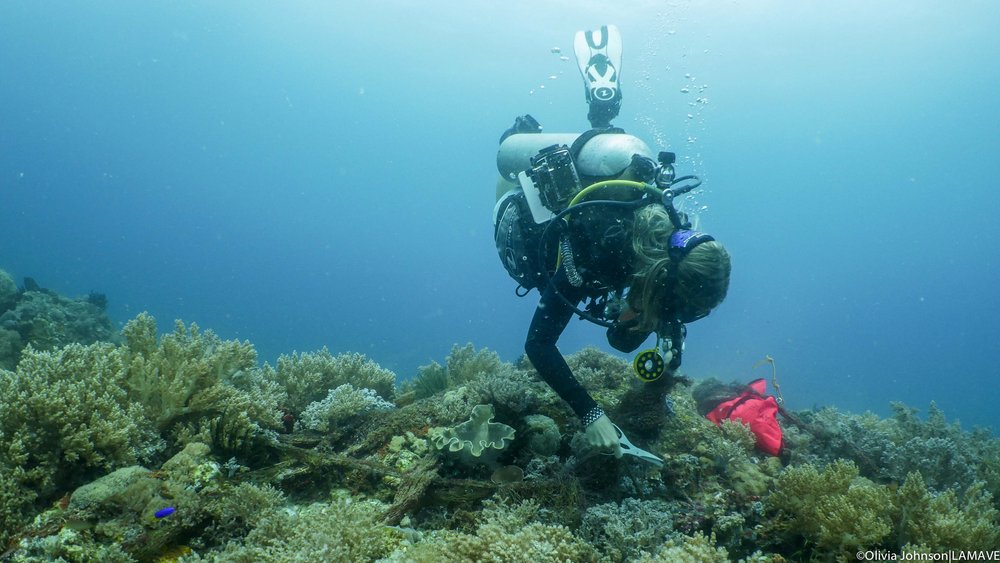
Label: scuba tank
xmin=497 ymin=132 xmax=655 ymax=183
xmin=496 ymin=132 xmax=656 ymax=224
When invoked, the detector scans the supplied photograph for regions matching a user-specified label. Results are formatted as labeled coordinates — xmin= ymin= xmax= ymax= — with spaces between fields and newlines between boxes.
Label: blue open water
xmin=1 ymin=1 xmax=997 ymax=430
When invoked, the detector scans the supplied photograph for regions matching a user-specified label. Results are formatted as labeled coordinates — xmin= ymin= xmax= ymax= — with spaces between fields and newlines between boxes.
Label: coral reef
xmin=2 ymin=293 xmax=998 ymax=561
xmin=404 ymin=343 xmax=506 ymax=401
xmin=763 ymin=459 xmax=894 ymax=557
xmin=0 ymin=343 xmax=163 ymax=543
xmin=0 ymin=268 xmax=16 ymax=312
xmin=266 ymin=347 xmax=396 ymax=414
xmin=297 ymin=383 xmax=395 ymax=434
xmin=199 ymin=496 xmax=404 ymax=562
xmin=579 ymin=498 xmax=675 ymax=561
xmin=431 ymin=404 xmax=516 ymax=460
xmin=120 ymin=313 xmax=285 ymax=461
xmin=0 ymin=268 xmax=117 ymax=370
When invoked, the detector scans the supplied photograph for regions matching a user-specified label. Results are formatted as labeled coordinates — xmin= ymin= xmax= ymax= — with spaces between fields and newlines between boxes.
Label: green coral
xmin=895 ymin=471 xmax=1000 ymax=550
xmin=385 ymin=500 xmax=598 ymax=562
xmin=765 ymin=460 xmax=893 ymax=557
xmin=296 ymin=383 xmax=395 ymax=434
xmin=0 ymin=342 xmax=162 ymax=503
xmin=637 ymin=532 xmax=730 ymax=563
xmin=522 ymin=414 xmax=561 ymax=457
xmin=121 ymin=313 xmax=284 ymax=457
xmin=0 ymin=274 xmax=118 ymax=370
xmin=199 ymin=481 xmax=287 ymax=545
xmin=579 ymin=498 xmax=675 ymax=561
xmin=204 ymin=497 xmax=403 ymax=562
xmin=0 ymin=462 xmax=37 ymax=547
xmin=267 ymin=347 xmax=396 ymax=413
xmin=9 ymin=526 xmax=135 ymax=563
xmin=405 ymin=343 xmax=504 ymax=400
xmin=431 ymin=404 xmax=515 ymax=459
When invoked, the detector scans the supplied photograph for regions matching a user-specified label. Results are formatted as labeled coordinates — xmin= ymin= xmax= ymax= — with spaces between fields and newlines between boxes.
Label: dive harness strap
xmin=569 ymin=127 xmax=626 ymax=168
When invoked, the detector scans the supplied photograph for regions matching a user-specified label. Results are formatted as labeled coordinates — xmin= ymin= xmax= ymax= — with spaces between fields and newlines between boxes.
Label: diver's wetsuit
xmin=524 ymin=205 xmax=651 ymax=420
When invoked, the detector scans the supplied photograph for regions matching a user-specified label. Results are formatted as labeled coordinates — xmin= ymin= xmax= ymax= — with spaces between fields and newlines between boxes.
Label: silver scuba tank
xmin=496 ymin=133 xmax=655 ymax=181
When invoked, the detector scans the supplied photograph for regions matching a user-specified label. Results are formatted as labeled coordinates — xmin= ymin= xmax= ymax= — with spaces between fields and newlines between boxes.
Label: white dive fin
xmin=574 ymin=24 xmax=623 ymax=109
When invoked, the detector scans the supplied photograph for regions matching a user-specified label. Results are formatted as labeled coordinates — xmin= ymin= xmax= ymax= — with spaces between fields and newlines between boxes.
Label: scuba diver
xmin=493 ymin=25 xmax=732 ymax=459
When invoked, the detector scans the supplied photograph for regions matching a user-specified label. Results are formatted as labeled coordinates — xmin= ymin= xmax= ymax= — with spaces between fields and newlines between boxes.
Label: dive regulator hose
xmin=537 ymin=180 xmax=661 ymax=328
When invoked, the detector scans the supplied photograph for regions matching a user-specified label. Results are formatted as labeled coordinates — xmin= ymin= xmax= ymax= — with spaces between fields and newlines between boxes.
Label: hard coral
xmin=579 ymin=497 xmax=675 ymax=561
xmin=895 ymin=471 xmax=1000 ymax=550
xmin=384 ymin=500 xmax=599 ymax=562
xmin=637 ymin=532 xmax=730 ymax=563
xmin=267 ymin=347 xmax=396 ymax=414
xmin=121 ymin=313 xmax=284 ymax=458
xmin=206 ymin=497 xmax=403 ymax=562
xmin=765 ymin=460 xmax=893 ymax=557
xmin=0 ymin=343 xmax=162 ymax=501
xmin=297 ymin=383 xmax=395 ymax=434
xmin=405 ymin=343 xmax=504 ymax=400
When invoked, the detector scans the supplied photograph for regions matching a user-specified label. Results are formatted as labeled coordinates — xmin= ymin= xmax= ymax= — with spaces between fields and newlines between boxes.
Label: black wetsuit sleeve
xmin=524 ymin=268 xmax=599 ymax=420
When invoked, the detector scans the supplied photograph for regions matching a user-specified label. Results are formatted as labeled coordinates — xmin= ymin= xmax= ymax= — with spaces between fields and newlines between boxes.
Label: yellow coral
xmin=766 ymin=460 xmax=893 ymax=557
xmin=637 ymin=532 xmax=730 ymax=563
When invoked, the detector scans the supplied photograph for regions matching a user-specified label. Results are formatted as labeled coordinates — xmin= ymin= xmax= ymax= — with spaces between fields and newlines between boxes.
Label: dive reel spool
xmin=632 ymin=322 xmax=685 ymax=382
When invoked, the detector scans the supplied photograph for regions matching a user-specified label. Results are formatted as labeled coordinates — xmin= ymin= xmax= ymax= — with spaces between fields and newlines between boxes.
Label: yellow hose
xmin=568 ymin=180 xmax=658 ymax=206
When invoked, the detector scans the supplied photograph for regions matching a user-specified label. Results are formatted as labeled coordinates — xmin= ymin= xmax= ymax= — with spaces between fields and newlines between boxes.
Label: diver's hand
xmin=585 ymin=414 xmax=622 ymax=458
xmin=662 ymin=348 xmax=674 ymax=367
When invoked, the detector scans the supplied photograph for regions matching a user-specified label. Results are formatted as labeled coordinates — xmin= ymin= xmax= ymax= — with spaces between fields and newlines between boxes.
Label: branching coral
xmin=0 ymin=343 xmax=162 ymax=502
xmin=405 ymin=343 xmax=505 ymax=400
xmin=205 ymin=497 xmax=404 ymax=562
xmin=636 ymin=532 xmax=730 ymax=563
xmin=895 ymin=471 xmax=1000 ymax=551
xmin=266 ymin=347 xmax=396 ymax=414
xmin=384 ymin=500 xmax=599 ymax=562
xmin=297 ymin=383 xmax=395 ymax=434
xmin=579 ymin=498 xmax=676 ymax=561
xmin=765 ymin=460 xmax=893 ymax=557
xmin=120 ymin=313 xmax=284 ymax=457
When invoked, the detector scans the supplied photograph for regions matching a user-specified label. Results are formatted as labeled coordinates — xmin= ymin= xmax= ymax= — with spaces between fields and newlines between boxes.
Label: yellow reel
xmin=633 ymin=349 xmax=665 ymax=382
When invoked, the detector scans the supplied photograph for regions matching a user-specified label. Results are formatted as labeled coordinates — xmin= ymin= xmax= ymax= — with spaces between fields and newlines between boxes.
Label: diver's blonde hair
xmin=627 ymin=206 xmax=732 ymax=332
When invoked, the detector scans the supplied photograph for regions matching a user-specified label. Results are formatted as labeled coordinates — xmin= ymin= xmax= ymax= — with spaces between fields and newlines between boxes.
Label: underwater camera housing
xmin=526 ymin=144 xmax=582 ymax=215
